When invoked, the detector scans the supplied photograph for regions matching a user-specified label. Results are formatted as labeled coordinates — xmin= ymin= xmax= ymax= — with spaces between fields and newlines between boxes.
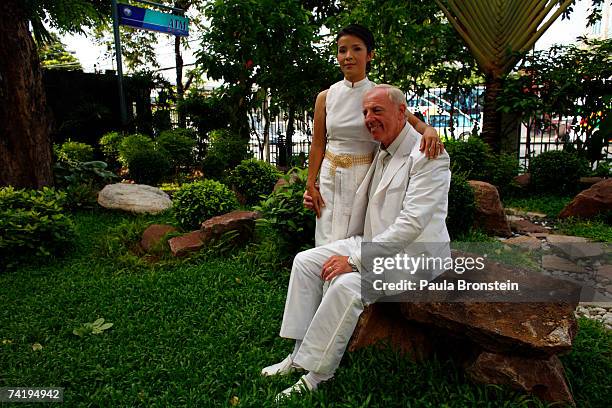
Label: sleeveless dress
xmin=315 ymin=77 xmax=378 ymax=246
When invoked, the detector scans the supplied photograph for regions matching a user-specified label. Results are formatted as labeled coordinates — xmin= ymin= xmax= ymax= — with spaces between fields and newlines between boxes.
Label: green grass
xmin=556 ymin=217 xmax=612 ymax=242
xmin=1 ymin=210 xmax=610 ymax=407
xmin=503 ymin=195 xmax=612 ymax=241
xmin=503 ymin=196 xmax=573 ymax=217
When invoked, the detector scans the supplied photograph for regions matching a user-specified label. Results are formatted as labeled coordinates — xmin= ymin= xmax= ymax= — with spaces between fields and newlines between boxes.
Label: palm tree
xmin=434 ymin=0 xmax=573 ymax=151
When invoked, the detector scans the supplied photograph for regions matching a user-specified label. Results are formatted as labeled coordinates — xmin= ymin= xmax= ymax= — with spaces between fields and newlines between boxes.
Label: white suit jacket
xmin=346 ymin=122 xmax=451 ymax=285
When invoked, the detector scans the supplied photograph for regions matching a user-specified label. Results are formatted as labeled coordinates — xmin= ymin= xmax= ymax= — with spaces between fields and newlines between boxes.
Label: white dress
xmin=315 ymin=77 xmax=378 ymax=246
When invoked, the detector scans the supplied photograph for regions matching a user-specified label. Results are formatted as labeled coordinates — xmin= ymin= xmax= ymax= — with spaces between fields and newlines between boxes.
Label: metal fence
xmin=161 ymin=85 xmax=609 ymax=170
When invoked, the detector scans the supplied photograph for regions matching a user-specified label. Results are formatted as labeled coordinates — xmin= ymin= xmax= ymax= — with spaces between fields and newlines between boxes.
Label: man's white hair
xmin=371 ymin=84 xmax=407 ymax=108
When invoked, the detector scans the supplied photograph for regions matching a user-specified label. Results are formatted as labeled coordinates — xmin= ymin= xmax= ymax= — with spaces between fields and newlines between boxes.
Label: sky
xmin=60 ymin=0 xmax=593 ymax=85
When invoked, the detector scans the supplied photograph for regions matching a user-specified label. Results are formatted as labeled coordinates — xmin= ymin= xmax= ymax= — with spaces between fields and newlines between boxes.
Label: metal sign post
xmin=111 ymin=0 xmax=128 ymax=126
xmin=110 ymin=0 xmax=189 ymax=127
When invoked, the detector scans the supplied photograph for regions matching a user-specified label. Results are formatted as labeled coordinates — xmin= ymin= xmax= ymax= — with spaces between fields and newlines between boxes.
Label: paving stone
xmin=542 ymin=255 xmax=586 ymax=273
xmin=504 ymin=236 xmax=542 ymax=251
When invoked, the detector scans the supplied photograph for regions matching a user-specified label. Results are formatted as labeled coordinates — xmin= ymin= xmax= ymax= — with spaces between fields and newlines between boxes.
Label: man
xmin=261 ymin=84 xmax=451 ymax=400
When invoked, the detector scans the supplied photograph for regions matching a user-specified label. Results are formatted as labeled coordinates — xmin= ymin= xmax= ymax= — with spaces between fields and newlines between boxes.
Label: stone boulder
xmin=513 ymin=173 xmax=531 ymax=188
xmin=467 ymin=352 xmax=574 ymax=405
xmin=348 ymin=251 xmax=579 ymax=404
xmin=349 ymin=303 xmax=433 ymax=360
xmin=168 ymin=231 xmax=204 ymax=257
xmin=468 ymin=181 xmax=512 ymax=237
xmin=98 ymin=183 xmax=172 ymax=214
xmin=141 ymin=224 xmax=177 ymax=253
xmin=168 ymin=211 xmax=261 ymax=257
xmin=201 ymin=210 xmax=260 ymax=245
xmin=559 ymin=178 xmax=612 ymax=219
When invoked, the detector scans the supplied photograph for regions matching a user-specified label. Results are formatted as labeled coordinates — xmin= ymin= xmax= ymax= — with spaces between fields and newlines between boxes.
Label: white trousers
xmin=279 ymin=237 xmax=363 ymax=374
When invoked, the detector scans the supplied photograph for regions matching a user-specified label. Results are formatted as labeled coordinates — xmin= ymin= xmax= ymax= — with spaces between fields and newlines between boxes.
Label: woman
xmin=306 ymin=24 xmax=444 ymax=246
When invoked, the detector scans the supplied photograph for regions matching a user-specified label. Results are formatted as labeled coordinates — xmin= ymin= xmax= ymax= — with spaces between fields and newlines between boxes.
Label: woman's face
xmin=337 ymin=34 xmax=372 ymax=80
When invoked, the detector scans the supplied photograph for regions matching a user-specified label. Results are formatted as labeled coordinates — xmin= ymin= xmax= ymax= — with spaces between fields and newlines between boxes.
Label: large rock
xmin=399 ymin=253 xmax=579 ymax=356
xmin=168 ymin=231 xmax=204 ymax=257
xmin=348 ymin=303 xmax=433 ymax=360
xmin=467 ymin=352 xmax=574 ymax=406
xmin=141 ymin=224 xmax=177 ymax=253
xmin=513 ymin=173 xmax=531 ymax=188
xmin=559 ymin=178 xmax=612 ymax=219
xmin=168 ymin=211 xmax=261 ymax=257
xmin=98 ymin=183 xmax=172 ymax=214
xmin=468 ymin=181 xmax=512 ymax=237
xmin=347 ymin=251 xmax=579 ymax=404
xmin=200 ymin=210 xmax=260 ymax=245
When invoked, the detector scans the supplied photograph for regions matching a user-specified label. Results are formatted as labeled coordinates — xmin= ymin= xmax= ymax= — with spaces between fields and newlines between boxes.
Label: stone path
xmin=503 ymin=208 xmax=611 ymax=330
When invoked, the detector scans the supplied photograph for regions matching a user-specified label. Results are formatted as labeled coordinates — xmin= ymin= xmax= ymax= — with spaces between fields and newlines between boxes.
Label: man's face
xmin=362 ymin=88 xmax=406 ymax=148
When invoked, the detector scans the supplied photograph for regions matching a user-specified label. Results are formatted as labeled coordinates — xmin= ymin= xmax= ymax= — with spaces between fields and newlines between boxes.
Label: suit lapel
xmin=373 ymin=124 xmax=417 ymax=197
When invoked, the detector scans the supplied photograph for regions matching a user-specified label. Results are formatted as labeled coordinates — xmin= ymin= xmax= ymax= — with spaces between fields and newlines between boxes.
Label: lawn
xmin=1 ymin=210 xmax=611 ymax=407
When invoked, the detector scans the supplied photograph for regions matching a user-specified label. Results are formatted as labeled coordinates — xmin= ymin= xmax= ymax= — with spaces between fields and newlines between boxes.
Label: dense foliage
xmin=446 ymin=174 xmax=476 ymax=240
xmin=54 ymin=160 xmax=119 ymax=209
xmin=127 ymin=149 xmax=170 ymax=186
xmin=529 ymin=150 xmax=590 ymax=195
xmin=499 ymin=38 xmax=612 ymax=163
xmin=255 ymin=168 xmax=315 ymax=253
xmin=226 ymin=159 xmax=281 ymax=206
xmin=445 ymin=136 xmax=519 ymax=197
xmin=173 ymin=179 xmax=239 ymax=230
xmin=155 ymin=128 xmax=196 ymax=172
xmin=54 ymin=140 xmax=94 ymax=163
xmin=99 ymin=131 xmax=124 ymax=170
xmin=201 ymin=129 xmax=250 ymax=180
xmin=0 ymin=187 xmax=74 ymax=269
xmin=118 ymin=134 xmax=155 ymax=167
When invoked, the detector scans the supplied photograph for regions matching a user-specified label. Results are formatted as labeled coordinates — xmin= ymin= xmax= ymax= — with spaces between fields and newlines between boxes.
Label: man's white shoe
xmin=275 ymin=375 xmax=314 ymax=402
xmin=261 ymin=354 xmax=298 ymax=376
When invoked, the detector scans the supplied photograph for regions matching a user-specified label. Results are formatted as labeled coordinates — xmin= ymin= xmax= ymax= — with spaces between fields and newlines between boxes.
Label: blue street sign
xmin=118 ymin=3 xmax=189 ymax=37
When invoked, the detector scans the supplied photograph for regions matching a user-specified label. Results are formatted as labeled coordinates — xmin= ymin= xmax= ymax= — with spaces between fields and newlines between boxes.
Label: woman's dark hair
xmin=335 ymin=24 xmax=375 ymax=52
xmin=336 ymin=24 xmax=375 ymax=72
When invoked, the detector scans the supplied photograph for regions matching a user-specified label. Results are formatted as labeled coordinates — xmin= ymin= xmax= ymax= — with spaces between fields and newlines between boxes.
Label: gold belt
xmin=325 ymin=151 xmax=374 ymax=177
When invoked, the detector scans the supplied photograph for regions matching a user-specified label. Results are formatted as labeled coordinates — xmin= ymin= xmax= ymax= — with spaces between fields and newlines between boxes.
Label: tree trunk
xmin=0 ymin=0 xmax=53 ymax=188
xmin=481 ymin=74 xmax=503 ymax=153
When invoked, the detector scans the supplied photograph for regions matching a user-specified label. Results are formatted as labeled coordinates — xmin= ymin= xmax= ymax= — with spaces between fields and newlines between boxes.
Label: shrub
xmin=255 ymin=167 xmax=315 ymax=254
xmin=152 ymin=109 xmax=172 ymax=133
xmin=530 ymin=150 xmax=590 ymax=195
xmin=593 ymin=160 xmax=611 ymax=177
xmin=201 ymin=129 xmax=250 ymax=180
xmin=173 ymin=179 xmax=239 ymax=229
xmin=0 ymin=187 xmax=75 ymax=269
xmin=446 ymin=173 xmax=476 ymax=240
xmin=99 ymin=131 xmax=124 ymax=169
xmin=489 ymin=153 xmax=520 ymax=197
xmin=127 ymin=149 xmax=171 ymax=186
xmin=226 ymin=159 xmax=281 ymax=206
xmin=54 ymin=140 xmax=95 ymax=163
xmin=156 ymin=129 xmax=196 ymax=171
xmin=54 ymin=160 xmax=120 ymax=209
xmin=445 ymin=136 xmax=520 ymax=198
xmin=445 ymin=136 xmax=492 ymax=181
xmin=118 ymin=134 xmax=155 ymax=167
